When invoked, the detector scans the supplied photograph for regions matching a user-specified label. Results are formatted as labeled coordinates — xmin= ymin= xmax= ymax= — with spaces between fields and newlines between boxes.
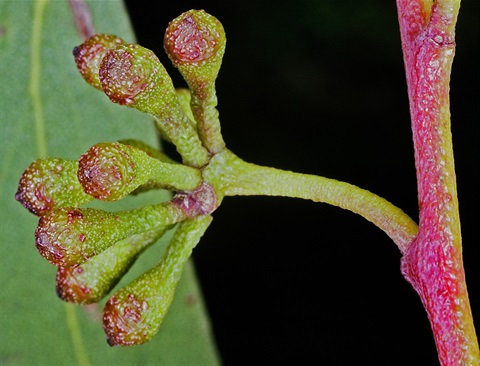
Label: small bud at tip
xmin=78 ymin=142 xmax=136 ymax=201
xmin=74 ymin=34 xmax=125 ymax=90
xmin=103 ymin=293 xmax=151 ymax=346
xmin=15 ymin=158 xmax=91 ymax=216
xmin=99 ymin=44 xmax=159 ymax=106
xmin=164 ymin=10 xmax=225 ymax=65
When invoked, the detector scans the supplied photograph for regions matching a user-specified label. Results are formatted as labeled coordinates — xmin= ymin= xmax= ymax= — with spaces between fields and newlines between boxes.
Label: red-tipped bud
xmin=78 ymin=142 xmax=202 ymax=201
xmin=164 ymin=10 xmax=227 ymax=154
xmin=164 ymin=10 xmax=225 ymax=68
xmin=103 ymin=291 xmax=153 ymax=346
xmin=56 ymin=265 xmax=93 ymax=303
xmin=35 ymin=208 xmax=116 ymax=266
xmin=56 ymin=227 xmax=168 ymax=304
xmin=73 ymin=34 xmax=125 ymax=90
xmin=15 ymin=158 xmax=92 ymax=216
xmin=99 ymin=44 xmax=151 ymax=105
xmin=99 ymin=44 xmax=176 ymax=113
xmin=98 ymin=43 xmax=210 ymax=168
xmin=35 ymin=208 xmax=134 ymax=266
xmin=103 ymin=215 xmax=212 ymax=346
xmin=78 ymin=142 xmax=137 ymax=201
xmin=35 ymin=205 xmax=186 ymax=267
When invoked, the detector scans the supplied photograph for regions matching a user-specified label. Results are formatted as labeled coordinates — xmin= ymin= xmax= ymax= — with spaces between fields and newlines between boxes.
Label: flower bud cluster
xmin=16 ymin=137 xmax=218 ymax=345
xmin=16 ymin=9 xmax=226 ymax=347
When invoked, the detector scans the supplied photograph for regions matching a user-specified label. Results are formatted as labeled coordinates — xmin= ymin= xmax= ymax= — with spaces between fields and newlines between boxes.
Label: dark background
xmin=125 ymin=1 xmax=479 ymax=365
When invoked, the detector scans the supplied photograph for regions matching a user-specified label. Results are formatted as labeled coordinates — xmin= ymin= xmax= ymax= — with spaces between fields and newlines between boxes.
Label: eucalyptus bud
xmin=99 ymin=43 xmax=209 ymax=167
xmin=164 ymin=10 xmax=227 ymax=153
xmin=77 ymin=142 xmax=202 ymax=201
xmin=73 ymin=33 xmax=125 ymax=90
xmin=103 ymin=215 xmax=212 ymax=346
xmin=35 ymin=204 xmax=185 ymax=267
xmin=15 ymin=158 xmax=92 ymax=216
xmin=56 ymin=226 xmax=170 ymax=304
xmin=164 ymin=10 xmax=226 ymax=83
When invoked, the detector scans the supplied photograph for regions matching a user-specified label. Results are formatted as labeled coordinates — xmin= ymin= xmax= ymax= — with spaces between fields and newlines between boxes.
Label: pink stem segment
xmin=68 ymin=0 xmax=94 ymax=40
xmin=396 ymin=0 xmax=479 ymax=364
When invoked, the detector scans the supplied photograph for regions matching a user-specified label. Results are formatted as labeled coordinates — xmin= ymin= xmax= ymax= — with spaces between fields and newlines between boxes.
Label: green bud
xmin=99 ymin=43 xmax=209 ymax=167
xmin=164 ymin=10 xmax=226 ymax=83
xmin=164 ymin=10 xmax=227 ymax=154
xmin=103 ymin=215 xmax=212 ymax=346
xmin=99 ymin=43 xmax=166 ymax=110
xmin=15 ymin=158 xmax=93 ymax=216
xmin=73 ymin=34 xmax=125 ymax=90
xmin=56 ymin=226 xmax=170 ymax=304
xmin=77 ymin=142 xmax=203 ymax=201
xmin=35 ymin=204 xmax=185 ymax=267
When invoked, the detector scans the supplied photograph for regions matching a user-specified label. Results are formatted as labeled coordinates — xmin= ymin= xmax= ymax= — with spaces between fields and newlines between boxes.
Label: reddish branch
xmin=396 ymin=0 xmax=479 ymax=364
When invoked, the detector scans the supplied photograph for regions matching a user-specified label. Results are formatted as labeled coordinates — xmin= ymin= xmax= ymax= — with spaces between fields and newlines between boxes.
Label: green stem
xmin=153 ymin=110 xmax=210 ymax=168
xmin=203 ymin=150 xmax=417 ymax=253
xmin=142 ymin=154 xmax=202 ymax=191
xmin=30 ymin=0 xmax=49 ymax=158
xmin=64 ymin=303 xmax=91 ymax=366
xmin=190 ymin=84 xmax=225 ymax=154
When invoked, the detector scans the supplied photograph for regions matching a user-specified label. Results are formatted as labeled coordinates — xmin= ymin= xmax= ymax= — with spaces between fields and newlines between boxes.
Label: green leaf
xmin=0 ymin=1 xmax=219 ymax=364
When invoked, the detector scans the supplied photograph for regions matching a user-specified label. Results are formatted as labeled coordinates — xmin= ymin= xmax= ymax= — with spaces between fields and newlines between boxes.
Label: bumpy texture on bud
xmin=164 ymin=10 xmax=227 ymax=154
xmin=99 ymin=44 xmax=172 ymax=111
xmin=103 ymin=215 xmax=212 ymax=346
xmin=56 ymin=226 xmax=169 ymax=304
xmin=15 ymin=158 xmax=92 ymax=216
xmin=35 ymin=204 xmax=185 ymax=267
xmin=78 ymin=142 xmax=203 ymax=201
xmin=73 ymin=34 xmax=125 ymax=90
xmin=78 ymin=142 xmax=135 ymax=201
xmin=99 ymin=44 xmax=209 ymax=167
xmin=164 ymin=10 xmax=226 ymax=80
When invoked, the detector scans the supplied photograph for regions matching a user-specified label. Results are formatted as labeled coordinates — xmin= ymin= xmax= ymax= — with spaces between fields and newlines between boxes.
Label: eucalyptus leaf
xmin=0 ymin=1 xmax=219 ymax=364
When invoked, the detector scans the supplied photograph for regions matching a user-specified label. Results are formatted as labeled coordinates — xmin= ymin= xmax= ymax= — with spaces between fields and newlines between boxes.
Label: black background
xmin=125 ymin=1 xmax=479 ymax=365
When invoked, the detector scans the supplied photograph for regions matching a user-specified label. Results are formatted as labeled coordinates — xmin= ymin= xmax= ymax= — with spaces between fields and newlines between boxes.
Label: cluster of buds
xmin=15 ymin=10 xmax=225 ymax=346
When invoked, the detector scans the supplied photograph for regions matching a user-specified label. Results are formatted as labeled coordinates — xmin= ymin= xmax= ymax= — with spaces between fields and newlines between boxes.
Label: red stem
xmin=68 ymin=0 xmax=94 ymax=40
xmin=396 ymin=0 xmax=479 ymax=364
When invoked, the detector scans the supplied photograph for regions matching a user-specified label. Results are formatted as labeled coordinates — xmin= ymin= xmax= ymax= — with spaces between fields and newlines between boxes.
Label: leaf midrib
xmin=30 ymin=0 xmax=48 ymax=158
